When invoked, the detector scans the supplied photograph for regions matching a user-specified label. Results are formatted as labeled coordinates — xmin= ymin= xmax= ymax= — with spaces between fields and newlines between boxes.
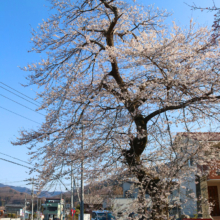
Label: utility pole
xmin=23 ymin=194 xmax=26 ymax=220
xmin=75 ymin=179 xmax=80 ymax=203
xmin=63 ymin=197 xmax=65 ymax=220
xmin=37 ymin=197 xmax=38 ymax=220
xmin=60 ymin=193 xmax=62 ymax=220
xmin=71 ymin=164 xmax=74 ymax=220
xmin=39 ymin=199 xmax=41 ymax=215
xmin=31 ymin=178 xmax=34 ymax=220
xmin=80 ymin=123 xmax=84 ymax=220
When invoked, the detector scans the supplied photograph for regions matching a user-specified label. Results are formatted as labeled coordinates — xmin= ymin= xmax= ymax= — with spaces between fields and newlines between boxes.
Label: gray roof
xmin=5 ymin=204 xmax=24 ymax=207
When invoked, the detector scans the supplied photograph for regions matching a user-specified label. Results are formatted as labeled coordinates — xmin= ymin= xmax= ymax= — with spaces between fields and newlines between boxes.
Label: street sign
xmin=71 ymin=209 xmax=76 ymax=216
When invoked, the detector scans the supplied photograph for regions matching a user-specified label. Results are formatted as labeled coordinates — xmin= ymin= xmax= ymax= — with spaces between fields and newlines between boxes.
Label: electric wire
xmin=0 ymin=94 xmax=45 ymax=116
xmin=0 ymin=180 xmax=26 ymax=183
xmin=0 ymin=82 xmax=42 ymax=105
xmin=0 ymin=156 xmax=70 ymax=190
xmin=0 ymin=151 xmax=31 ymax=165
xmin=0 ymin=85 xmax=40 ymax=107
xmin=0 ymin=157 xmax=32 ymax=169
xmin=58 ymin=178 xmax=69 ymax=191
xmin=0 ymin=105 xmax=41 ymax=125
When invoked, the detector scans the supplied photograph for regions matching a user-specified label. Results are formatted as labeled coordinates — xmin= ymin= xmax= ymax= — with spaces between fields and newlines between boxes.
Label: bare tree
xmin=12 ymin=0 xmax=220 ymax=219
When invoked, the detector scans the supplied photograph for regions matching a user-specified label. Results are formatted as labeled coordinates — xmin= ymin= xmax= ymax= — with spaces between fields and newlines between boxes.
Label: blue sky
xmin=0 ymin=0 xmax=217 ymax=191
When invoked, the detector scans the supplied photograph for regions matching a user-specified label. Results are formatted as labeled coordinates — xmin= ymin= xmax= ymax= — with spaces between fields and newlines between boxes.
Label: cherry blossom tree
xmin=12 ymin=0 xmax=220 ymax=219
xmin=188 ymin=1 xmax=220 ymax=41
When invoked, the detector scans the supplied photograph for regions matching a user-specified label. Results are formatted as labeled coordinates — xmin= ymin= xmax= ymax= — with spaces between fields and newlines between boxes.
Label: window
xmin=48 ymin=207 xmax=57 ymax=211
xmin=92 ymin=212 xmax=96 ymax=218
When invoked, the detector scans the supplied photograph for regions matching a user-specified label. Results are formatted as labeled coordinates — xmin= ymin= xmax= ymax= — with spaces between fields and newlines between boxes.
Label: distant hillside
xmin=0 ymin=183 xmax=62 ymax=198
xmin=0 ymin=178 xmax=123 ymax=204
xmin=0 ymin=187 xmax=31 ymax=205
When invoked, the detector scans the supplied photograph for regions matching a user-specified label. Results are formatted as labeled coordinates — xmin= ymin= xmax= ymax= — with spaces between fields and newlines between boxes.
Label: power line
xmin=0 ymin=105 xmax=41 ymax=125
xmin=0 ymin=180 xmax=27 ymax=184
xmin=0 ymin=85 xmax=40 ymax=107
xmin=0 ymin=151 xmax=31 ymax=165
xmin=0 ymin=157 xmax=32 ymax=169
xmin=0 ymin=94 xmax=45 ymax=116
xmin=0 ymin=180 xmax=26 ymax=183
xmin=0 ymin=82 xmax=41 ymax=105
xmin=58 ymin=178 xmax=69 ymax=191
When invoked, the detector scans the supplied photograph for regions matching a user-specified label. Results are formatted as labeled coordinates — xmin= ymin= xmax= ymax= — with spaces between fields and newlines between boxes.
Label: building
xmin=84 ymin=195 xmax=103 ymax=214
xmin=122 ymin=182 xmax=138 ymax=198
xmin=108 ymin=133 xmax=220 ymax=219
xmin=174 ymin=132 xmax=220 ymax=219
xmin=103 ymin=182 xmax=148 ymax=219
xmin=43 ymin=199 xmax=65 ymax=220
xmin=5 ymin=204 xmax=24 ymax=214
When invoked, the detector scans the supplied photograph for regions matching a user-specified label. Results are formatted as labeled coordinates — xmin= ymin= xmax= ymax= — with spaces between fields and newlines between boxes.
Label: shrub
xmin=11 ymin=213 xmax=16 ymax=218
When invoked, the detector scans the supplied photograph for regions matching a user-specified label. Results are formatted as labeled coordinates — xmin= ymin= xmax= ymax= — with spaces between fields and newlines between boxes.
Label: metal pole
xmin=37 ymin=197 xmax=38 ymax=220
xmin=76 ymin=179 xmax=80 ymax=203
xmin=71 ymin=164 xmax=74 ymax=220
xmin=60 ymin=193 xmax=62 ymax=220
xmin=80 ymin=124 xmax=84 ymax=220
xmin=32 ymin=178 xmax=34 ymax=220
xmin=40 ymin=199 xmax=41 ymax=213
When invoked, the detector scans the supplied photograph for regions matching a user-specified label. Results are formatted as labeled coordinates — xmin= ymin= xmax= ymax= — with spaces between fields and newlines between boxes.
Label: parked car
xmin=91 ymin=210 xmax=116 ymax=220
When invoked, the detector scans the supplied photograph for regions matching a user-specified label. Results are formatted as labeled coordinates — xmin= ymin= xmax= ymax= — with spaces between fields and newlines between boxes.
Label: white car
xmin=91 ymin=210 xmax=116 ymax=220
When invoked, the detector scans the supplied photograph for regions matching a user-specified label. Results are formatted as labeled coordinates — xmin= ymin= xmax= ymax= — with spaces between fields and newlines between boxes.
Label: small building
xmin=5 ymin=204 xmax=24 ymax=214
xmin=84 ymin=195 xmax=103 ymax=214
xmin=43 ymin=199 xmax=65 ymax=220
xmin=103 ymin=197 xmax=135 ymax=219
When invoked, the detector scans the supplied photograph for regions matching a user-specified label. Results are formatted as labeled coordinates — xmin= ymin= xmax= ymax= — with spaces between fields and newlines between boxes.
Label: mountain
xmin=0 ymin=183 xmax=62 ymax=198
xmin=0 ymin=187 xmax=31 ymax=205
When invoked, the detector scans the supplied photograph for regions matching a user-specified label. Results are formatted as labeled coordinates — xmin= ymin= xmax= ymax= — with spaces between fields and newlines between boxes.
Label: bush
xmin=8 ymin=213 xmax=16 ymax=218
xmin=11 ymin=213 xmax=16 ymax=218
xmin=193 ymin=214 xmax=198 ymax=219
xmin=74 ymin=208 xmax=80 ymax=220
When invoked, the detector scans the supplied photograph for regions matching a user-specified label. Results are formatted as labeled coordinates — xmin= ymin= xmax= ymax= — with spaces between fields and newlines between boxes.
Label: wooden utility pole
xmin=31 ymin=178 xmax=34 ymax=220
xmin=80 ymin=124 xmax=84 ymax=220
xmin=23 ymin=194 xmax=26 ymax=220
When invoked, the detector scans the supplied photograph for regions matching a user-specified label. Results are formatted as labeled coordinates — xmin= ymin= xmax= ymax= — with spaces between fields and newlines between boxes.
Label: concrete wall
xmin=1 ymin=218 xmax=21 ymax=220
